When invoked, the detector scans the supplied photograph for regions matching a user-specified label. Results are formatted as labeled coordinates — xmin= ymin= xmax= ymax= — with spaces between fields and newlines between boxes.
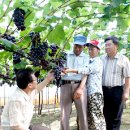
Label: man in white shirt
xmin=1 ymin=68 xmax=54 ymax=130
xmin=60 ymin=34 xmax=88 ymax=130
xmin=102 ymin=36 xmax=130 ymax=130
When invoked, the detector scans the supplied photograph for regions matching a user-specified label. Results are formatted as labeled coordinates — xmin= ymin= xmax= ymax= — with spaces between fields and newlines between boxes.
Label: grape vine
xmin=13 ymin=8 xmax=26 ymax=31
xmin=0 ymin=7 xmax=68 ymax=87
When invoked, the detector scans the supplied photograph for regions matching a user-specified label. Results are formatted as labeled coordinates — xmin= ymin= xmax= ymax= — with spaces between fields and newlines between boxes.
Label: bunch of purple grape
xmin=41 ymin=59 xmax=50 ymax=70
xmin=53 ymin=66 xmax=62 ymax=87
xmin=13 ymin=53 xmax=21 ymax=64
xmin=51 ymin=58 xmax=66 ymax=69
xmin=59 ymin=52 xmax=67 ymax=61
xmin=49 ymin=44 xmax=59 ymax=56
xmin=39 ymin=42 xmax=48 ymax=58
xmin=29 ymin=32 xmax=49 ymax=66
xmin=28 ymin=32 xmax=67 ymax=86
xmin=29 ymin=32 xmax=41 ymax=46
xmin=2 ymin=34 xmax=16 ymax=43
xmin=57 ymin=52 xmax=67 ymax=68
xmin=52 ymin=52 xmax=67 ymax=86
xmin=30 ymin=32 xmax=48 ymax=58
xmin=13 ymin=8 xmax=26 ymax=31
xmin=29 ymin=42 xmax=48 ymax=63
xmin=32 ymin=59 xmax=41 ymax=67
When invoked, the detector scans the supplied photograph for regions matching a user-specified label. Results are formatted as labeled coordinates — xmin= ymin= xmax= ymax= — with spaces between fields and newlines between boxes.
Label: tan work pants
xmin=60 ymin=83 xmax=88 ymax=130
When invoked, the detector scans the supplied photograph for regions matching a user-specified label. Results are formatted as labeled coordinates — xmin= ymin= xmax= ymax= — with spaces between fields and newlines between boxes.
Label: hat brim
xmin=86 ymin=43 xmax=100 ymax=49
xmin=73 ymin=41 xmax=86 ymax=46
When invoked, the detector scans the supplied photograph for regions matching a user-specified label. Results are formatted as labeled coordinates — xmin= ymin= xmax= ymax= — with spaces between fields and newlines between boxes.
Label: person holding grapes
xmin=1 ymin=68 xmax=54 ymax=130
xmin=60 ymin=34 xmax=89 ymax=130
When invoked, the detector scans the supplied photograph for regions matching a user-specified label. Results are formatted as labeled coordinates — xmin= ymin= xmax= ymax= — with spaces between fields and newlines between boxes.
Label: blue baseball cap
xmin=73 ymin=34 xmax=87 ymax=46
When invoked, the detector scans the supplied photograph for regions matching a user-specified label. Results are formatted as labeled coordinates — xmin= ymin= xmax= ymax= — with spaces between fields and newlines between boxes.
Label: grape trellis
xmin=0 ymin=0 xmax=130 ymax=85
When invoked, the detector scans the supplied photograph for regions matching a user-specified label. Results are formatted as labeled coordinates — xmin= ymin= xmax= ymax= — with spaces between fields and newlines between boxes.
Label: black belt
xmin=61 ymin=80 xmax=81 ymax=85
xmin=103 ymin=85 xmax=123 ymax=89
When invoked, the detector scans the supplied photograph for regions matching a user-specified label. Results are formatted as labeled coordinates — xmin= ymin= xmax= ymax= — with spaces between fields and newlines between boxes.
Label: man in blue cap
xmin=60 ymin=34 xmax=89 ymax=130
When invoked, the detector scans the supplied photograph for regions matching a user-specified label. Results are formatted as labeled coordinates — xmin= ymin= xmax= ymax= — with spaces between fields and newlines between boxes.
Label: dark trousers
xmin=103 ymin=86 xmax=124 ymax=130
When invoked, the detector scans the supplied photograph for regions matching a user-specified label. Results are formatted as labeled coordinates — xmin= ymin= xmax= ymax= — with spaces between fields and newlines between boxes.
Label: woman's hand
xmin=62 ymin=68 xmax=78 ymax=74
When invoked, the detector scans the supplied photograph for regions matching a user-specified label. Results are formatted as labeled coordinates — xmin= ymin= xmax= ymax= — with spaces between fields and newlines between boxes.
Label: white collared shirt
xmin=62 ymin=51 xmax=89 ymax=81
xmin=1 ymin=87 xmax=34 ymax=130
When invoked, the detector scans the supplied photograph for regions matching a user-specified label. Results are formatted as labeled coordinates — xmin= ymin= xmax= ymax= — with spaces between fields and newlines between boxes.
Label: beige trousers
xmin=60 ymin=83 xmax=88 ymax=130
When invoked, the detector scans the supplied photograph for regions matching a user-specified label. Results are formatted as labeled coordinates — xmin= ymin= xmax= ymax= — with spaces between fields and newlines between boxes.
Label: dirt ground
xmin=31 ymin=104 xmax=130 ymax=130
xmin=0 ymin=104 xmax=129 ymax=130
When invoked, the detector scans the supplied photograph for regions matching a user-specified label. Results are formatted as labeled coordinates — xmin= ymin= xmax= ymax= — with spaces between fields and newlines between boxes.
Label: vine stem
xmin=37 ymin=0 xmax=46 ymax=5
xmin=61 ymin=19 xmax=89 ymax=52
xmin=0 ymin=40 xmax=28 ymax=59
xmin=4 ymin=16 xmax=13 ymax=34
xmin=0 ymin=0 xmax=13 ymax=20
xmin=38 ymin=0 xmax=70 ymax=25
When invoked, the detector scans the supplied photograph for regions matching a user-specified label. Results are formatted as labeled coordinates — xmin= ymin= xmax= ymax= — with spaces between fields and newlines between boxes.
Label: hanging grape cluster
xmin=13 ymin=54 xmax=21 ymax=64
xmin=1 ymin=34 xmax=16 ymax=43
xmin=28 ymin=32 xmax=67 ymax=86
xmin=48 ymin=52 xmax=67 ymax=86
xmin=53 ymin=66 xmax=62 ymax=87
xmin=29 ymin=32 xmax=49 ymax=66
xmin=0 ymin=8 xmax=69 ymax=87
xmin=57 ymin=52 xmax=67 ymax=68
xmin=13 ymin=8 xmax=26 ymax=31
xmin=0 ymin=30 xmax=67 ymax=86
xmin=30 ymin=42 xmax=48 ymax=60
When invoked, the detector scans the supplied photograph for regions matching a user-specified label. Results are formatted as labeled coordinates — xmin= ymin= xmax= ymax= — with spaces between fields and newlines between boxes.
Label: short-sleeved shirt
xmin=102 ymin=53 xmax=130 ymax=87
xmin=1 ymin=87 xmax=34 ymax=130
xmin=62 ymin=51 xmax=89 ymax=81
xmin=78 ymin=56 xmax=103 ymax=96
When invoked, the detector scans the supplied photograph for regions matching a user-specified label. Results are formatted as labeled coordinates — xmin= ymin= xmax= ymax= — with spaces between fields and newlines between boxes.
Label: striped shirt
xmin=62 ymin=51 xmax=89 ymax=81
xmin=101 ymin=53 xmax=130 ymax=87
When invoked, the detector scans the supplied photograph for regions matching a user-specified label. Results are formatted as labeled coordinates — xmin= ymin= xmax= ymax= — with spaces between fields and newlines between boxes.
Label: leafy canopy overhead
xmin=0 ymin=0 xmax=129 ymax=84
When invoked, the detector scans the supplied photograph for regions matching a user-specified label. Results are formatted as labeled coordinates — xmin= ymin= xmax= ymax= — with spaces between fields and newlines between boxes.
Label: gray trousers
xmin=29 ymin=125 xmax=51 ymax=130
xmin=60 ymin=83 xmax=88 ymax=130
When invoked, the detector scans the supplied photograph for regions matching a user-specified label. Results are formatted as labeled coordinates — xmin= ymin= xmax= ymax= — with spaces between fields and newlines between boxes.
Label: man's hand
xmin=122 ymin=91 xmax=129 ymax=102
xmin=46 ymin=71 xmax=54 ymax=82
xmin=73 ymin=87 xmax=83 ymax=99
xmin=123 ymin=77 xmax=130 ymax=102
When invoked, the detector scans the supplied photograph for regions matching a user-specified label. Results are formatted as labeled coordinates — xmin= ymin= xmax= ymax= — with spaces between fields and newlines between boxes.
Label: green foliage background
xmin=0 ymin=0 xmax=130 ymax=84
